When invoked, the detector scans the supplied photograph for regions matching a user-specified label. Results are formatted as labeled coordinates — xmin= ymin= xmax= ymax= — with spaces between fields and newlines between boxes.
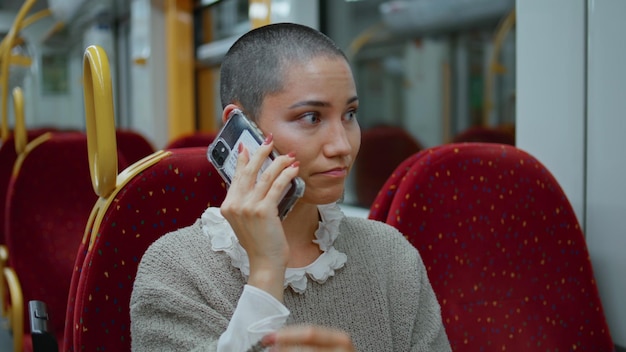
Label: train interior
xmin=0 ymin=0 xmax=624 ymax=351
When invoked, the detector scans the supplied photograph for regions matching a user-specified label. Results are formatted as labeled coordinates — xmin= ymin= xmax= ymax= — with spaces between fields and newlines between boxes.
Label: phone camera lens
xmin=211 ymin=140 xmax=229 ymax=167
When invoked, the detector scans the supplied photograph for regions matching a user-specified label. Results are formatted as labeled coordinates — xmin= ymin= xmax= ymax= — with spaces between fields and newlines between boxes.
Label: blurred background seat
xmin=451 ymin=125 xmax=515 ymax=145
xmin=0 ymin=128 xmax=54 ymax=322
xmin=3 ymin=131 xmax=129 ymax=352
xmin=385 ymin=143 xmax=613 ymax=351
xmin=1 ymin=129 xmax=54 ymax=244
xmin=354 ymin=124 xmax=422 ymax=208
xmin=115 ymin=129 xmax=155 ymax=165
xmin=164 ymin=131 xmax=216 ymax=149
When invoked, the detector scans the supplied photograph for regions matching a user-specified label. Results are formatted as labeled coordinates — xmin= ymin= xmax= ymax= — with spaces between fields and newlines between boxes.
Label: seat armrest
xmin=29 ymin=300 xmax=59 ymax=352
xmin=0 ymin=245 xmax=8 ymax=317
xmin=0 ymin=245 xmax=7 ymax=262
xmin=3 ymin=267 xmax=23 ymax=352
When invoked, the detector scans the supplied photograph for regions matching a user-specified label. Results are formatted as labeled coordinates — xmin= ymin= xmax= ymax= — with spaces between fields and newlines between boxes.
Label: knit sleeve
xmin=130 ymin=230 xmax=225 ymax=352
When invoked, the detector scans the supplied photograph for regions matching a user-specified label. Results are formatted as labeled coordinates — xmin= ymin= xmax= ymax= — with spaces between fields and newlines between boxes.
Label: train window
xmin=322 ymin=0 xmax=516 ymax=208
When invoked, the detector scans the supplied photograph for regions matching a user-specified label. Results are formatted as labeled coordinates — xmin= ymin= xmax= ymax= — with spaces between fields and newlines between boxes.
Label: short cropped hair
xmin=220 ymin=22 xmax=347 ymax=120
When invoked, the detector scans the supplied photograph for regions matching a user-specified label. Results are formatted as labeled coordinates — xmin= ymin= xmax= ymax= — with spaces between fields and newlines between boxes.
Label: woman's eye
xmin=344 ymin=110 xmax=358 ymax=121
xmin=301 ymin=112 xmax=321 ymax=124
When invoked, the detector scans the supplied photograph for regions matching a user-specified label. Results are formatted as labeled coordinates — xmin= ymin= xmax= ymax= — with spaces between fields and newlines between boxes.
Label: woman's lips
xmin=316 ymin=167 xmax=348 ymax=177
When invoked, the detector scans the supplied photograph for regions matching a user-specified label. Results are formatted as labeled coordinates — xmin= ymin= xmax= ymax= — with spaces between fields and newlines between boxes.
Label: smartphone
xmin=207 ymin=109 xmax=305 ymax=220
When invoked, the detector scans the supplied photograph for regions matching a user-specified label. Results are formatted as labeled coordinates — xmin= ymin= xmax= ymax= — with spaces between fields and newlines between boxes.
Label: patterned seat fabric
xmin=58 ymin=129 xmax=153 ymax=351
xmin=387 ymin=143 xmax=614 ymax=351
xmin=70 ymin=147 xmax=227 ymax=351
xmin=60 ymin=128 xmax=154 ymax=351
xmin=4 ymin=131 xmax=128 ymax=352
xmin=368 ymin=145 xmax=446 ymax=222
xmin=61 ymin=229 xmax=89 ymax=352
xmin=354 ymin=125 xmax=422 ymax=208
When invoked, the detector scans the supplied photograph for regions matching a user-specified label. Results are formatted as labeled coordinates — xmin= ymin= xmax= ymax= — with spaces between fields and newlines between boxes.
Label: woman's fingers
xmin=263 ymin=325 xmax=355 ymax=351
xmin=221 ymin=136 xmax=298 ymax=224
xmin=233 ymin=137 xmax=297 ymax=203
xmin=230 ymin=137 xmax=268 ymax=188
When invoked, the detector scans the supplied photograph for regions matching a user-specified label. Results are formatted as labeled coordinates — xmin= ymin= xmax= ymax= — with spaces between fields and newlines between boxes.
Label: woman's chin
xmin=302 ymin=186 xmax=345 ymax=205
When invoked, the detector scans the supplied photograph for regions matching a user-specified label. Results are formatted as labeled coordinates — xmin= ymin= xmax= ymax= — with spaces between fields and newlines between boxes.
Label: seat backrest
xmin=354 ymin=125 xmax=422 ymax=207
xmin=4 ymin=131 xmax=128 ymax=346
xmin=368 ymin=145 xmax=446 ymax=222
xmin=0 ymin=129 xmax=53 ymax=246
xmin=164 ymin=131 xmax=216 ymax=149
xmin=367 ymin=153 xmax=418 ymax=222
xmin=115 ymin=129 xmax=155 ymax=164
xmin=387 ymin=143 xmax=613 ymax=351
xmin=71 ymin=147 xmax=227 ymax=351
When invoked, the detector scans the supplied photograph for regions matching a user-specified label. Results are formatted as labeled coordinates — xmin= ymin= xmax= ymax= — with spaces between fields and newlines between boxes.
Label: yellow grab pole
xmin=165 ymin=0 xmax=195 ymax=141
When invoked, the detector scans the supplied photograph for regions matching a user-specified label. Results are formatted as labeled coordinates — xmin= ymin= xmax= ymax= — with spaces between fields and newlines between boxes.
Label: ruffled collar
xmin=200 ymin=203 xmax=348 ymax=294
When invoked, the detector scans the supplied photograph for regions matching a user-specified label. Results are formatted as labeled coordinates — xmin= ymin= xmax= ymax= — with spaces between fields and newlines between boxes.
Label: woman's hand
xmin=220 ymin=134 xmax=299 ymax=301
xmin=262 ymin=325 xmax=356 ymax=351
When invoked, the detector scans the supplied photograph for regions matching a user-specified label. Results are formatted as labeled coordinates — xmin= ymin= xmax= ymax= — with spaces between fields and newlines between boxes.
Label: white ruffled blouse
xmin=200 ymin=203 xmax=348 ymax=294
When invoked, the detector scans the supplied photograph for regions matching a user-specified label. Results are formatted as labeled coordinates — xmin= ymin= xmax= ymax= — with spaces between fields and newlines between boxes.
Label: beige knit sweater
xmin=130 ymin=215 xmax=451 ymax=351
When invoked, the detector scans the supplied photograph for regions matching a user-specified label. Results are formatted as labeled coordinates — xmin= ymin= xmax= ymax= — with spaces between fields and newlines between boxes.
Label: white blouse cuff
xmin=217 ymin=285 xmax=290 ymax=351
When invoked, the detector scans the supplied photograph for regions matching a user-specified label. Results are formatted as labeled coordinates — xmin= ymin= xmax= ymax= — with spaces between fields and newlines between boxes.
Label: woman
xmin=130 ymin=22 xmax=450 ymax=351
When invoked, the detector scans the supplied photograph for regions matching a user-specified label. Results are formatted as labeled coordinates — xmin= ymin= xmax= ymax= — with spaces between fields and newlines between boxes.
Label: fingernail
xmin=291 ymin=161 xmax=300 ymax=168
xmin=263 ymin=133 xmax=273 ymax=145
xmin=261 ymin=333 xmax=275 ymax=346
xmin=287 ymin=151 xmax=296 ymax=158
xmin=238 ymin=143 xmax=243 ymax=153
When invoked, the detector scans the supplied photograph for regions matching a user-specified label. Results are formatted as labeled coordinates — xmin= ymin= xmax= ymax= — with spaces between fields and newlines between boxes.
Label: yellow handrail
xmin=0 ymin=8 xmax=51 ymax=56
xmin=20 ymin=8 xmax=53 ymax=30
xmin=81 ymin=46 xmax=172 ymax=249
xmin=4 ymin=267 xmax=24 ymax=352
xmin=0 ymin=245 xmax=7 ymax=317
xmin=347 ymin=22 xmax=387 ymax=62
xmin=12 ymin=87 xmax=26 ymax=154
xmin=83 ymin=45 xmax=118 ymax=198
xmin=0 ymin=0 xmax=37 ymax=141
xmin=482 ymin=9 xmax=516 ymax=126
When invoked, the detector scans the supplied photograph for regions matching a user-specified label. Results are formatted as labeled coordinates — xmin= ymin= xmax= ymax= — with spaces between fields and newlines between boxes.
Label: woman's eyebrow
xmin=288 ymin=96 xmax=359 ymax=109
xmin=288 ymin=100 xmax=330 ymax=109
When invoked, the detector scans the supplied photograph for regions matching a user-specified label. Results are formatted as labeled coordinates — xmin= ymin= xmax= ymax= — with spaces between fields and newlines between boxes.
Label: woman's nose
xmin=324 ymin=121 xmax=353 ymax=157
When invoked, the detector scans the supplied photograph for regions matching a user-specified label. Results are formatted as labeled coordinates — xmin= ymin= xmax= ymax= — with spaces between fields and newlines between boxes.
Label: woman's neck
xmin=281 ymin=201 xmax=323 ymax=267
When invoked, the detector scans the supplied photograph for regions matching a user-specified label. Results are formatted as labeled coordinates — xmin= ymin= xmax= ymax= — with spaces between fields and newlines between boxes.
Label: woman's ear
xmin=221 ymin=104 xmax=241 ymax=124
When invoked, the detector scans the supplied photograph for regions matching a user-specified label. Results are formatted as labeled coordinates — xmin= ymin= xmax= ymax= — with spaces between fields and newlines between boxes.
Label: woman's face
xmin=256 ymin=56 xmax=361 ymax=205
